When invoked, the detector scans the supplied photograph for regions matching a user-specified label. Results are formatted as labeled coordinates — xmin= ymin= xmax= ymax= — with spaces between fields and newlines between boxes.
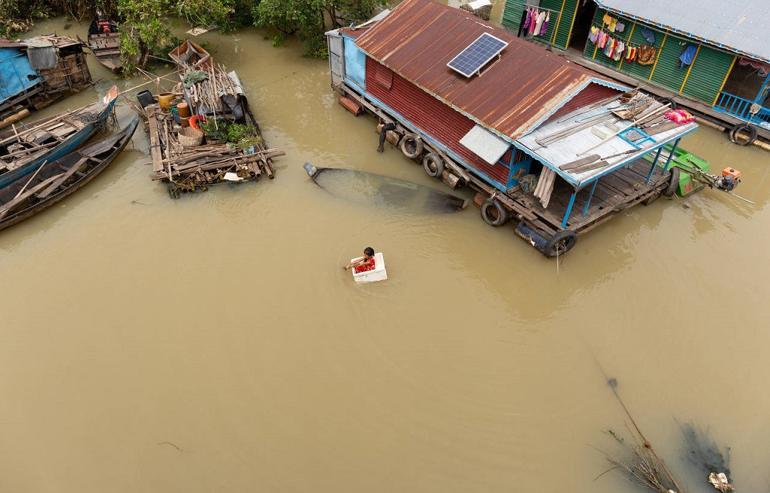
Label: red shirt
xmin=354 ymin=257 xmax=376 ymax=273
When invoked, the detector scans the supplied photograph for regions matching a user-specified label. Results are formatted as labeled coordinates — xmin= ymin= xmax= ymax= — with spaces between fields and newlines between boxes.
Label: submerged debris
xmin=680 ymin=422 xmax=733 ymax=492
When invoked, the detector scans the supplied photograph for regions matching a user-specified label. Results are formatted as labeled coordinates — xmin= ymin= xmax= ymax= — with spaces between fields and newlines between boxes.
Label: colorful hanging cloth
xmin=540 ymin=11 xmax=550 ymax=36
xmin=640 ymin=27 xmax=656 ymax=44
xmin=637 ymin=45 xmax=657 ymax=65
xmin=679 ymin=44 xmax=697 ymax=67
xmin=522 ymin=7 xmax=532 ymax=29
xmin=589 ymin=25 xmax=599 ymax=44
xmin=533 ymin=10 xmax=546 ymax=36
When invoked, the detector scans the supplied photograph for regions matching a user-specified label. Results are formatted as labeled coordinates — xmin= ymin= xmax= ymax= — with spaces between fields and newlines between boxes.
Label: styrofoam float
xmin=351 ymin=252 xmax=387 ymax=284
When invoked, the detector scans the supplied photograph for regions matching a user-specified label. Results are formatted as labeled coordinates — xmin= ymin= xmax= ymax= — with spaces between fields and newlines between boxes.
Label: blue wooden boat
xmin=0 ymin=86 xmax=119 ymax=188
xmin=0 ymin=116 xmax=138 ymax=231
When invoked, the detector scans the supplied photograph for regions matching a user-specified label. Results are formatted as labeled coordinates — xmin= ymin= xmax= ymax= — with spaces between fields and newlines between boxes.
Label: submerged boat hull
xmin=303 ymin=162 xmax=468 ymax=213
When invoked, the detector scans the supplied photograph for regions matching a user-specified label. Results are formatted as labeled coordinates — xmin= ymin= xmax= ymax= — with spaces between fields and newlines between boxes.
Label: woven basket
xmin=178 ymin=127 xmax=203 ymax=147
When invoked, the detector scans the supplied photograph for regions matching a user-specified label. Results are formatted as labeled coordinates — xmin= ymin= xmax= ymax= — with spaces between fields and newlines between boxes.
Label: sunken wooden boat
xmin=0 ymin=86 xmax=119 ymax=189
xmin=87 ymin=18 xmax=122 ymax=72
xmin=0 ymin=116 xmax=138 ymax=232
xmin=303 ymin=162 xmax=468 ymax=213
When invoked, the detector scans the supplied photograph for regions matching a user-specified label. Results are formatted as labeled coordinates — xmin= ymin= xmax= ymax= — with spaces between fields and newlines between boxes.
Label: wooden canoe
xmin=0 ymin=116 xmax=138 ymax=232
xmin=0 ymin=86 xmax=119 ymax=188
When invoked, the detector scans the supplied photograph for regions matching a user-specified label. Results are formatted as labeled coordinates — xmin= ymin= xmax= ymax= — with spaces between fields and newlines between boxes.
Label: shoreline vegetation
xmin=0 ymin=0 xmax=386 ymax=73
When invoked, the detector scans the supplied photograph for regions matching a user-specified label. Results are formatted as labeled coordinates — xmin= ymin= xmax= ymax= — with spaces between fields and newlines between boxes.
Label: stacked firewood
xmin=146 ymin=106 xmax=284 ymax=198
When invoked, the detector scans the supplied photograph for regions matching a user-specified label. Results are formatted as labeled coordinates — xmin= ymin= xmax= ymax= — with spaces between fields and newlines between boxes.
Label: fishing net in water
xmin=74 ymin=111 xmax=102 ymax=124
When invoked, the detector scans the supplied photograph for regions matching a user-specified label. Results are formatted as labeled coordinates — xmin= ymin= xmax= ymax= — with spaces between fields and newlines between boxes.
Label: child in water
xmin=344 ymin=247 xmax=376 ymax=273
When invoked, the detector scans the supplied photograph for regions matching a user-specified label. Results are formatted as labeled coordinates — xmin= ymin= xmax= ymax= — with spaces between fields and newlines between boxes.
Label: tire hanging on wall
xmin=663 ymin=166 xmax=680 ymax=197
xmin=422 ymin=152 xmax=444 ymax=178
xmin=729 ymin=123 xmax=757 ymax=146
xmin=480 ymin=199 xmax=509 ymax=227
xmin=400 ymin=133 xmax=424 ymax=159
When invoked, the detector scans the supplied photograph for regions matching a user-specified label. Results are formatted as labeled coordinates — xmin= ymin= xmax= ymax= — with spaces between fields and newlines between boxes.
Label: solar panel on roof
xmin=447 ymin=33 xmax=508 ymax=78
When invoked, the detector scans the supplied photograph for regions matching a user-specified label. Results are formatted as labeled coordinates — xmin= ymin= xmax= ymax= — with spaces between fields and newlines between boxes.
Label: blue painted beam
xmin=582 ymin=180 xmax=599 ymax=216
xmin=561 ymin=191 xmax=577 ymax=228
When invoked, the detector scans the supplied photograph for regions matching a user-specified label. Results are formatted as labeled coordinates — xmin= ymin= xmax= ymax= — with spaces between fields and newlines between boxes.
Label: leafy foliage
xmin=118 ymin=0 xmax=175 ymax=72
xmin=253 ymin=0 xmax=385 ymax=57
xmin=176 ymin=0 xmax=235 ymax=31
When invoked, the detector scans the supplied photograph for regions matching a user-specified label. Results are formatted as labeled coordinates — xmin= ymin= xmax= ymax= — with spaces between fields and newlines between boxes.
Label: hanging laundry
xmin=640 ymin=27 xmax=656 ymax=44
xmin=637 ymin=45 xmax=657 ymax=65
xmin=539 ymin=11 xmax=550 ymax=36
xmin=625 ymin=46 xmax=637 ymax=62
xmin=738 ymin=57 xmax=770 ymax=77
xmin=589 ymin=25 xmax=599 ymax=44
xmin=529 ymin=8 xmax=539 ymax=35
xmin=608 ymin=17 xmax=618 ymax=33
xmin=613 ymin=41 xmax=625 ymax=61
xmin=604 ymin=37 xmax=617 ymax=58
xmin=602 ymin=13 xmax=613 ymax=26
xmin=598 ymin=31 xmax=609 ymax=49
xmin=615 ymin=21 xmax=625 ymax=33
xmin=522 ymin=7 xmax=532 ymax=30
xmin=679 ymin=44 xmax=698 ymax=67
xmin=533 ymin=9 xmax=547 ymax=37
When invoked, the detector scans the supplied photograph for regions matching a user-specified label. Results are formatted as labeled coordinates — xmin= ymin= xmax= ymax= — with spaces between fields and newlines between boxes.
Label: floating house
xmin=502 ymin=0 xmax=770 ymax=143
xmin=326 ymin=0 xmax=699 ymax=256
xmin=0 ymin=35 xmax=92 ymax=129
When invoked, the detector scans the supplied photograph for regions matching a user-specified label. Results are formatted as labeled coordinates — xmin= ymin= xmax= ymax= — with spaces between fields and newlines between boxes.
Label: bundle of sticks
xmin=181 ymin=63 xmax=241 ymax=117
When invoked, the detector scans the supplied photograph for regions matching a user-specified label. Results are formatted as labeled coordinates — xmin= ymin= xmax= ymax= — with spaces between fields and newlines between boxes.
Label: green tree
xmin=253 ymin=0 xmax=384 ymax=57
xmin=176 ymin=0 xmax=236 ymax=31
xmin=118 ymin=0 xmax=174 ymax=72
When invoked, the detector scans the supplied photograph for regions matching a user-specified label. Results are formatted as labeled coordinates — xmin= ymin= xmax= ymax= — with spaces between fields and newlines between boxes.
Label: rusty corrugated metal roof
xmin=354 ymin=0 xmax=613 ymax=140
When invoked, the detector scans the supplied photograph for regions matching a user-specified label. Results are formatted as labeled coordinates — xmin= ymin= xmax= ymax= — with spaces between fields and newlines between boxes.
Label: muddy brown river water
xmin=1 ymin=16 xmax=769 ymax=493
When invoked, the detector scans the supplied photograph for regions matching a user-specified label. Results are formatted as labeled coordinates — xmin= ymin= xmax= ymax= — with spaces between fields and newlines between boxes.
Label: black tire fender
xmin=422 ymin=152 xmax=444 ymax=178
xmin=543 ymin=230 xmax=577 ymax=258
xmin=663 ymin=166 xmax=680 ymax=197
xmin=480 ymin=199 xmax=509 ymax=227
xmin=658 ymin=97 xmax=678 ymax=110
xmin=729 ymin=123 xmax=757 ymax=146
xmin=400 ymin=133 xmax=424 ymax=159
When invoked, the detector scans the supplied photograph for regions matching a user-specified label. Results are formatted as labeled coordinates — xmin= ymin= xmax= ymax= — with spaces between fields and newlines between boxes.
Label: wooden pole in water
xmin=593 ymin=361 xmax=685 ymax=493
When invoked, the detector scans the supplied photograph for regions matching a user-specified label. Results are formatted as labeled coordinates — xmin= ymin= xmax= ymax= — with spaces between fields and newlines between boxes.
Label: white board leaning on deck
xmin=460 ymin=125 xmax=510 ymax=165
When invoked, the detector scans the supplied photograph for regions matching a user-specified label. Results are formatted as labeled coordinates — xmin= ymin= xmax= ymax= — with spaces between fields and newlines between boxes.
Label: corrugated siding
xmin=502 ymin=0 xmax=526 ymax=33
xmin=365 ymin=57 xmax=510 ymax=186
xmin=649 ymin=33 xmax=688 ymax=93
xmin=550 ymin=0 xmax=578 ymax=49
xmin=681 ymin=46 xmax=733 ymax=103
xmin=543 ymin=83 xmax=622 ymax=124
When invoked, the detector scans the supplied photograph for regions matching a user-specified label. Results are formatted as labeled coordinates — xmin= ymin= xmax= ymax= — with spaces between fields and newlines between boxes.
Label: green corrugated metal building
xmin=501 ymin=0 xmax=770 ymax=130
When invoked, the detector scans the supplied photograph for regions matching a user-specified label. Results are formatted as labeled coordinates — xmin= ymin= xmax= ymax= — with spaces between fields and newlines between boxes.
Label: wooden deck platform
xmin=507 ymin=159 xmax=668 ymax=235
